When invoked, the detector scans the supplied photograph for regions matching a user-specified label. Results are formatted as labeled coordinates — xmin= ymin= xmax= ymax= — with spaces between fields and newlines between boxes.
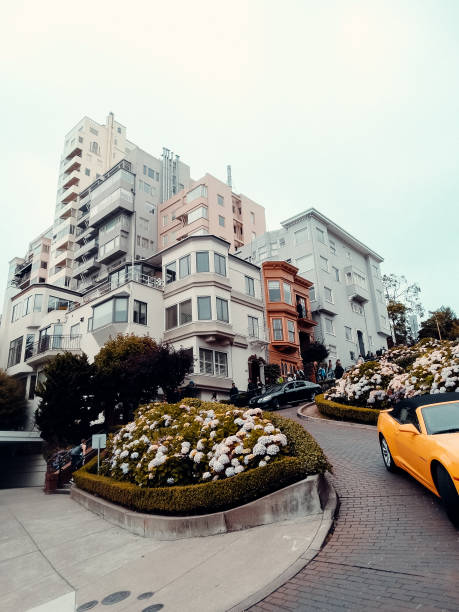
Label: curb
xmin=228 ymin=475 xmax=338 ymax=612
xmin=297 ymin=404 xmax=377 ymax=431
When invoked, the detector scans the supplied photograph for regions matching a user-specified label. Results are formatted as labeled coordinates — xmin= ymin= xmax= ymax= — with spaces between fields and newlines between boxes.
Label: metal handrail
xmin=25 ymin=335 xmax=82 ymax=359
xmin=76 ymin=270 xmax=163 ymax=306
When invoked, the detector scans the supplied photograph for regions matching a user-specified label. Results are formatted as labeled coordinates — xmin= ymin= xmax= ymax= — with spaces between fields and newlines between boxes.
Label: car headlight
xmin=260 ymin=395 xmax=272 ymax=403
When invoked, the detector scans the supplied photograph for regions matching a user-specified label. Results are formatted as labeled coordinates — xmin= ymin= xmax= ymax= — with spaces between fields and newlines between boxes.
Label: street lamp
xmin=428 ymin=310 xmax=442 ymax=341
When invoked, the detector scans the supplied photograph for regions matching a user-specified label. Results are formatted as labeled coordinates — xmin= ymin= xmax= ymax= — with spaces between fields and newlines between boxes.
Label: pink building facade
xmin=157 ymin=173 xmax=266 ymax=252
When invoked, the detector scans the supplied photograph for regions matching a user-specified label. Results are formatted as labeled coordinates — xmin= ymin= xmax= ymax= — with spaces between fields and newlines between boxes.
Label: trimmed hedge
xmin=74 ymin=413 xmax=331 ymax=516
xmin=315 ymin=394 xmax=380 ymax=425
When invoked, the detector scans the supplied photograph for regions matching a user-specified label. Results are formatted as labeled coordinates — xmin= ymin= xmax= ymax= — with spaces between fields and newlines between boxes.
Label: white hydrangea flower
xmin=259 ymin=460 xmax=267 ymax=467
xmin=253 ymin=442 xmax=266 ymax=456
xmin=193 ymin=452 xmax=205 ymax=464
xmin=234 ymin=465 xmax=244 ymax=474
xmin=225 ymin=466 xmax=236 ymax=477
xmin=264 ymin=424 xmax=275 ymax=434
xmin=119 ymin=450 xmax=129 ymax=459
xmin=234 ymin=445 xmax=244 ymax=454
xmin=130 ymin=452 xmax=139 ymax=459
xmin=231 ymin=458 xmax=240 ymax=467
xmin=266 ymin=444 xmax=280 ymax=456
xmin=202 ymin=472 xmax=211 ymax=480
xmin=120 ymin=462 xmax=129 ymax=474
xmin=167 ymin=477 xmax=175 ymax=485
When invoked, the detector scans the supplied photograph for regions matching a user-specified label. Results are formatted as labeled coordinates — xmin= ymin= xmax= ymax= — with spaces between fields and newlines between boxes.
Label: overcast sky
xmin=1 ymin=0 xmax=458 ymax=317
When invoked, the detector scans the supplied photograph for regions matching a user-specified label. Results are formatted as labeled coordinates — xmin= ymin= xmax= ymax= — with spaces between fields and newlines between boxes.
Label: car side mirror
xmin=399 ymin=423 xmax=419 ymax=434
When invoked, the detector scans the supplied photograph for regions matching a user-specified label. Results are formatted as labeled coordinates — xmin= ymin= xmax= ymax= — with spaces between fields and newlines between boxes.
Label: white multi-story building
xmin=1 ymin=235 xmax=268 ymax=427
xmin=50 ymin=113 xmax=190 ymax=289
xmin=237 ymin=208 xmax=391 ymax=368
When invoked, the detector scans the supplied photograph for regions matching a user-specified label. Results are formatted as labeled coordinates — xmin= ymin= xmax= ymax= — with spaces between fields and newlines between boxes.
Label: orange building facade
xmin=262 ymin=261 xmax=317 ymax=376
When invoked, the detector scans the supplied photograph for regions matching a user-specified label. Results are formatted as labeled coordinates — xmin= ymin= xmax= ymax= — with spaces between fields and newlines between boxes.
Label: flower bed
xmin=325 ymin=339 xmax=459 ymax=410
xmin=315 ymin=394 xmax=380 ymax=425
xmin=74 ymin=399 xmax=331 ymax=515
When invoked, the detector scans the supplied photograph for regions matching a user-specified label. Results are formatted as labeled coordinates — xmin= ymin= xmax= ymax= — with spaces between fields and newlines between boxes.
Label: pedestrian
xmin=211 ymin=391 xmax=217 ymax=402
xmin=287 ymin=373 xmax=293 ymax=382
xmin=256 ymin=377 xmax=263 ymax=393
xmin=70 ymin=439 xmax=86 ymax=472
xmin=317 ymin=364 xmax=326 ymax=381
xmin=247 ymin=379 xmax=256 ymax=393
xmin=334 ymin=359 xmax=344 ymax=379
xmin=229 ymin=382 xmax=239 ymax=402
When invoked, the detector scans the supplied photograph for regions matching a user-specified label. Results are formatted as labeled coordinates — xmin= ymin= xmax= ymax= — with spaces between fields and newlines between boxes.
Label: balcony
xmin=271 ymin=337 xmax=299 ymax=354
xmin=63 ymin=155 xmax=82 ymax=175
xmin=53 ymin=249 xmax=74 ymax=268
xmin=75 ymin=238 xmax=98 ymax=259
xmin=97 ymin=235 xmax=129 ymax=264
xmin=73 ymin=256 xmax=101 ymax=276
xmin=89 ymin=190 xmax=134 ymax=228
xmin=164 ymin=321 xmax=235 ymax=345
xmin=346 ymin=283 xmax=369 ymax=304
xmin=175 ymin=218 xmax=209 ymax=241
xmin=14 ymin=258 xmax=33 ymax=277
xmin=65 ymin=146 xmax=82 ymax=161
xmin=312 ymin=301 xmax=339 ymax=316
xmin=62 ymin=170 xmax=80 ymax=191
xmin=58 ymin=201 xmax=77 ymax=220
xmin=61 ymin=184 xmax=79 ymax=205
xmin=25 ymin=335 xmax=82 ymax=367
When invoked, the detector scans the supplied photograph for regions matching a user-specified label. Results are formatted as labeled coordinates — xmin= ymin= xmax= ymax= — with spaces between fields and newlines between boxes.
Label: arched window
xmin=90 ymin=141 xmax=100 ymax=154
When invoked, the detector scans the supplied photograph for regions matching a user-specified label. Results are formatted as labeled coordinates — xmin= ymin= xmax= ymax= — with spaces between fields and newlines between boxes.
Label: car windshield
xmin=421 ymin=401 xmax=459 ymax=435
xmin=263 ymin=385 xmax=283 ymax=394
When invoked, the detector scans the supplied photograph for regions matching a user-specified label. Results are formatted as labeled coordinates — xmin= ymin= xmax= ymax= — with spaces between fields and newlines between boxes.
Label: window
xmin=143 ymin=165 xmax=147 ymax=175
xmin=141 ymin=237 xmax=149 ymax=249
xmin=352 ymin=302 xmax=364 ymax=315
xmin=268 ymin=280 xmax=281 ymax=302
xmin=179 ymin=255 xmax=191 ymax=279
xmin=283 ymin=282 xmax=292 ymax=305
xmin=186 ymin=184 xmax=208 ymax=203
xmin=324 ymin=287 xmax=333 ymax=303
xmin=250 ymin=211 xmax=255 ymax=224
xmin=11 ymin=303 xmax=21 ymax=322
xmin=245 ymin=276 xmax=255 ymax=296
xmin=215 ymin=351 xmax=228 ymax=376
xmin=162 ymin=215 xmax=168 ymax=227
xmin=354 ymin=272 xmax=366 ymax=288
xmin=196 ymin=251 xmax=210 ymax=273
xmin=279 ymin=238 xmax=285 ymax=247
xmin=188 ymin=206 xmax=208 ymax=224
xmin=248 ymin=315 xmax=259 ymax=337
xmin=217 ymin=194 xmax=224 ymax=206
xmin=143 ymin=181 xmax=152 ymax=194
xmin=294 ymin=227 xmax=308 ymax=245
xmin=48 ymin=296 xmax=76 ymax=313
xmin=162 ymin=235 xmax=168 ymax=247
xmin=92 ymin=297 xmax=128 ymax=330
xmin=90 ymin=141 xmax=99 ymax=154
xmin=25 ymin=334 xmax=34 ymax=360
xmin=218 ymin=215 xmax=225 ymax=227
xmin=87 ymin=317 xmax=93 ymax=331
xmin=287 ymin=320 xmax=295 ymax=342
xmin=90 ymin=127 xmax=98 ymax=136
xmin=139 ymin=217 xmax=149 ymax=231
xmin=320 ymin=256 xmax=329 ymax=271
xmin=325 ymin=318 xmax=335 ymax=335
xmin=332 ymin=266 xmax=340 ymax=281
xmin=329 ymin=240 xmax=336 ymax=255
xmin=272 ymin=318 xmax=283 ymax=340
xmin=214 ymin=253 xmax=226 ymax=276
xmin=28 ymin=374 xmax=37 ymax=399
xmin=148 ymin=168 xmax=155 ymax=179
xmin=345 ymin=250 xmax=352 ymax=260
xmin=165 ymin=261 xmax=176 ymax=284
xmin=22 ymin=296 xmax=32 ymax=317
xmin=316 ymin=227 xmax=325 ymax=243
xmin=166 ymin=305 xmax=178 ymax=329
xmin=134 ymin=300 xmax=147 ymax=325
xmin=68 ymin=323 xmax=79 ymax=339
xmin=137 ymin=235 xmax=141 ymax=246
xmin=216 ymin=297 xmax=229 ymax=322
xmin=179 ymin=300 xmax=192 ymax=324
xmin=8 ymin=336 xmax=23 ymax=367
xmin=85 ymin=168 xmax=90 ymax=176
xmin=199 ymin=348 xmax=214 ymax=374
xmin=345 ymin=326 xmax=353 ymax=341
xmin=296 ymin=296 xmax=307 ymax=318
xmin=198 ymin=296 xmax=212 ymax=320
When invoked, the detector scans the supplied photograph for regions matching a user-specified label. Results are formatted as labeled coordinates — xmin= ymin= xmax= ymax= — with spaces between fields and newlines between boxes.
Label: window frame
xmin=214 ymin=253 xmax=226 ymax=276
xmin=272 ymin=318 xmax=283 ymax=341
xmin=133 ymin=300 xmax=147 ymax=325
xmin=245 ymin=275 xmax=255 ymax=297
xmin=196 ymin=251 xmax=210 ymax=273
xmin=197 ymin=296 xmax=212 ymax=320
xmin=216 ymin=297 xmax=229 ymax=323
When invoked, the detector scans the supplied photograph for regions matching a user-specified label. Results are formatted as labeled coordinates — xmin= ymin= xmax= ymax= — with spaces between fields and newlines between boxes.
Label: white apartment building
xmin=50 ymin=113 xmax=190 ymax=289
xmin=1 ymin=236 xmax=268 ymax=428
xmin=237 ymin=208 xmax=391 ymax=368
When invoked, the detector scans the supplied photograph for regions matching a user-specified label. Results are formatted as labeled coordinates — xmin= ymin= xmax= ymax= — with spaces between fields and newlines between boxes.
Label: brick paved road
xmin=250 ymin=407 xmax=459 ymax=612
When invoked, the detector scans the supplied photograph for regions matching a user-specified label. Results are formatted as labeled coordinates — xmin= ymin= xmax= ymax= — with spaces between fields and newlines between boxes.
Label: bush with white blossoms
xmin=325 ymin=339 xmax=459 ymax=409
xmin=101 ymin=401 xmax=290 ymax=487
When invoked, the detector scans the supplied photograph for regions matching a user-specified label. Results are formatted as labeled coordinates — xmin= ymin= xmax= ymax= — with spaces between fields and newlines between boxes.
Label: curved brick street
xmin=251 ymin=407 xmax=459 ymax=612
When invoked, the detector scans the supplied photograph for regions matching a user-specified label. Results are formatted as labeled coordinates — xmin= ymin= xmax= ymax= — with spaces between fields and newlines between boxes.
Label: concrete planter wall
xmin=71 ymin=474 xmax=327 ymax=540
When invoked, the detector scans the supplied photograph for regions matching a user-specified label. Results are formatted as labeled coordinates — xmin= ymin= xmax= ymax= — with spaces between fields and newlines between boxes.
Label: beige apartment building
xmin=158 ymin=173 xmax=266 ymax=252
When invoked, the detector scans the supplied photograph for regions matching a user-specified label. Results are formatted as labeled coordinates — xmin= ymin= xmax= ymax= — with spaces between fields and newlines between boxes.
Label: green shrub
xmin=315 ymin=394 xmax=380 ymax=425
xmin=74 ymin=412 xmax=331 ymax=515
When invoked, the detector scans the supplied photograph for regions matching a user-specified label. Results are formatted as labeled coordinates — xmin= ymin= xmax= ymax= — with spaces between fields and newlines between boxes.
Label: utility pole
xmin=429 ymin=310 xmax=442 ymax=340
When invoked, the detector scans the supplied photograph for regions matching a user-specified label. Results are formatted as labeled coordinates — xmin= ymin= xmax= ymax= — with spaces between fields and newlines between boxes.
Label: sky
xmin=1 ymin=0 xmax=458 ymax=318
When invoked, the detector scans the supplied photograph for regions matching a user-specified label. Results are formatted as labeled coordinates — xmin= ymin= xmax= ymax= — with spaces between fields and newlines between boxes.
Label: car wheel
xmin=379 ymin=435 xmax=397 ymax=473
xmin=435 ymin=465 xmax=459 ymax=527
xmin=273 ymin=399 xmax=281 ymax=411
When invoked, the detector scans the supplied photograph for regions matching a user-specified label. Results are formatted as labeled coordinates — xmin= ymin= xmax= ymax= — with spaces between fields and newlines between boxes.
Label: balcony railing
xmin=75 ymin=269 xmax=163 ymax=307
xmin=25 ymin=335 xmax=82 ymax=360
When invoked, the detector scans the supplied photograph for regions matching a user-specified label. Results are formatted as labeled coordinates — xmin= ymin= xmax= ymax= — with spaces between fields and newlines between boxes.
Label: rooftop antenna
xmin=227 ymin=165 xmax=232 ymax=189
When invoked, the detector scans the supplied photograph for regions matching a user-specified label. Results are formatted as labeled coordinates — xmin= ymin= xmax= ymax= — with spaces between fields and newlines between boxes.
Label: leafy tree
xmin=300 ymin=340 xmax=329 ymax=364
xmin=35 ymin=353 xmax=96 ymax=446
xmin=382 ymin=274 xmax=424 ymax=344
xmin=264 ymin=363 xmax=281 ymax=384
xmin=0 ymin=370 xmax=27 ymax=430
xmin=418 ymin=307 xmax=459 ymax=341
xmin=93 ymin=335 xmax=192 ymax=425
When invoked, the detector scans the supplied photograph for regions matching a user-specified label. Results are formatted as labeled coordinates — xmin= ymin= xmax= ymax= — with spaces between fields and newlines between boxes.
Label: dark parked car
xmin=248 ymin=380 xmax=321 ymax=410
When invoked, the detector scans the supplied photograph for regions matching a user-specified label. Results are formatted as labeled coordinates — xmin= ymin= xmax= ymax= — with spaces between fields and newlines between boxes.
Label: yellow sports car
xmin=377 ymin=392 xmax=459 ymax=525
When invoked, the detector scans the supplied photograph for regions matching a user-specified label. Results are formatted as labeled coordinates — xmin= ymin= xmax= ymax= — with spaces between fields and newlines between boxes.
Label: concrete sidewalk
xmin=0 ymin=486 xmax=335 ymax=612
